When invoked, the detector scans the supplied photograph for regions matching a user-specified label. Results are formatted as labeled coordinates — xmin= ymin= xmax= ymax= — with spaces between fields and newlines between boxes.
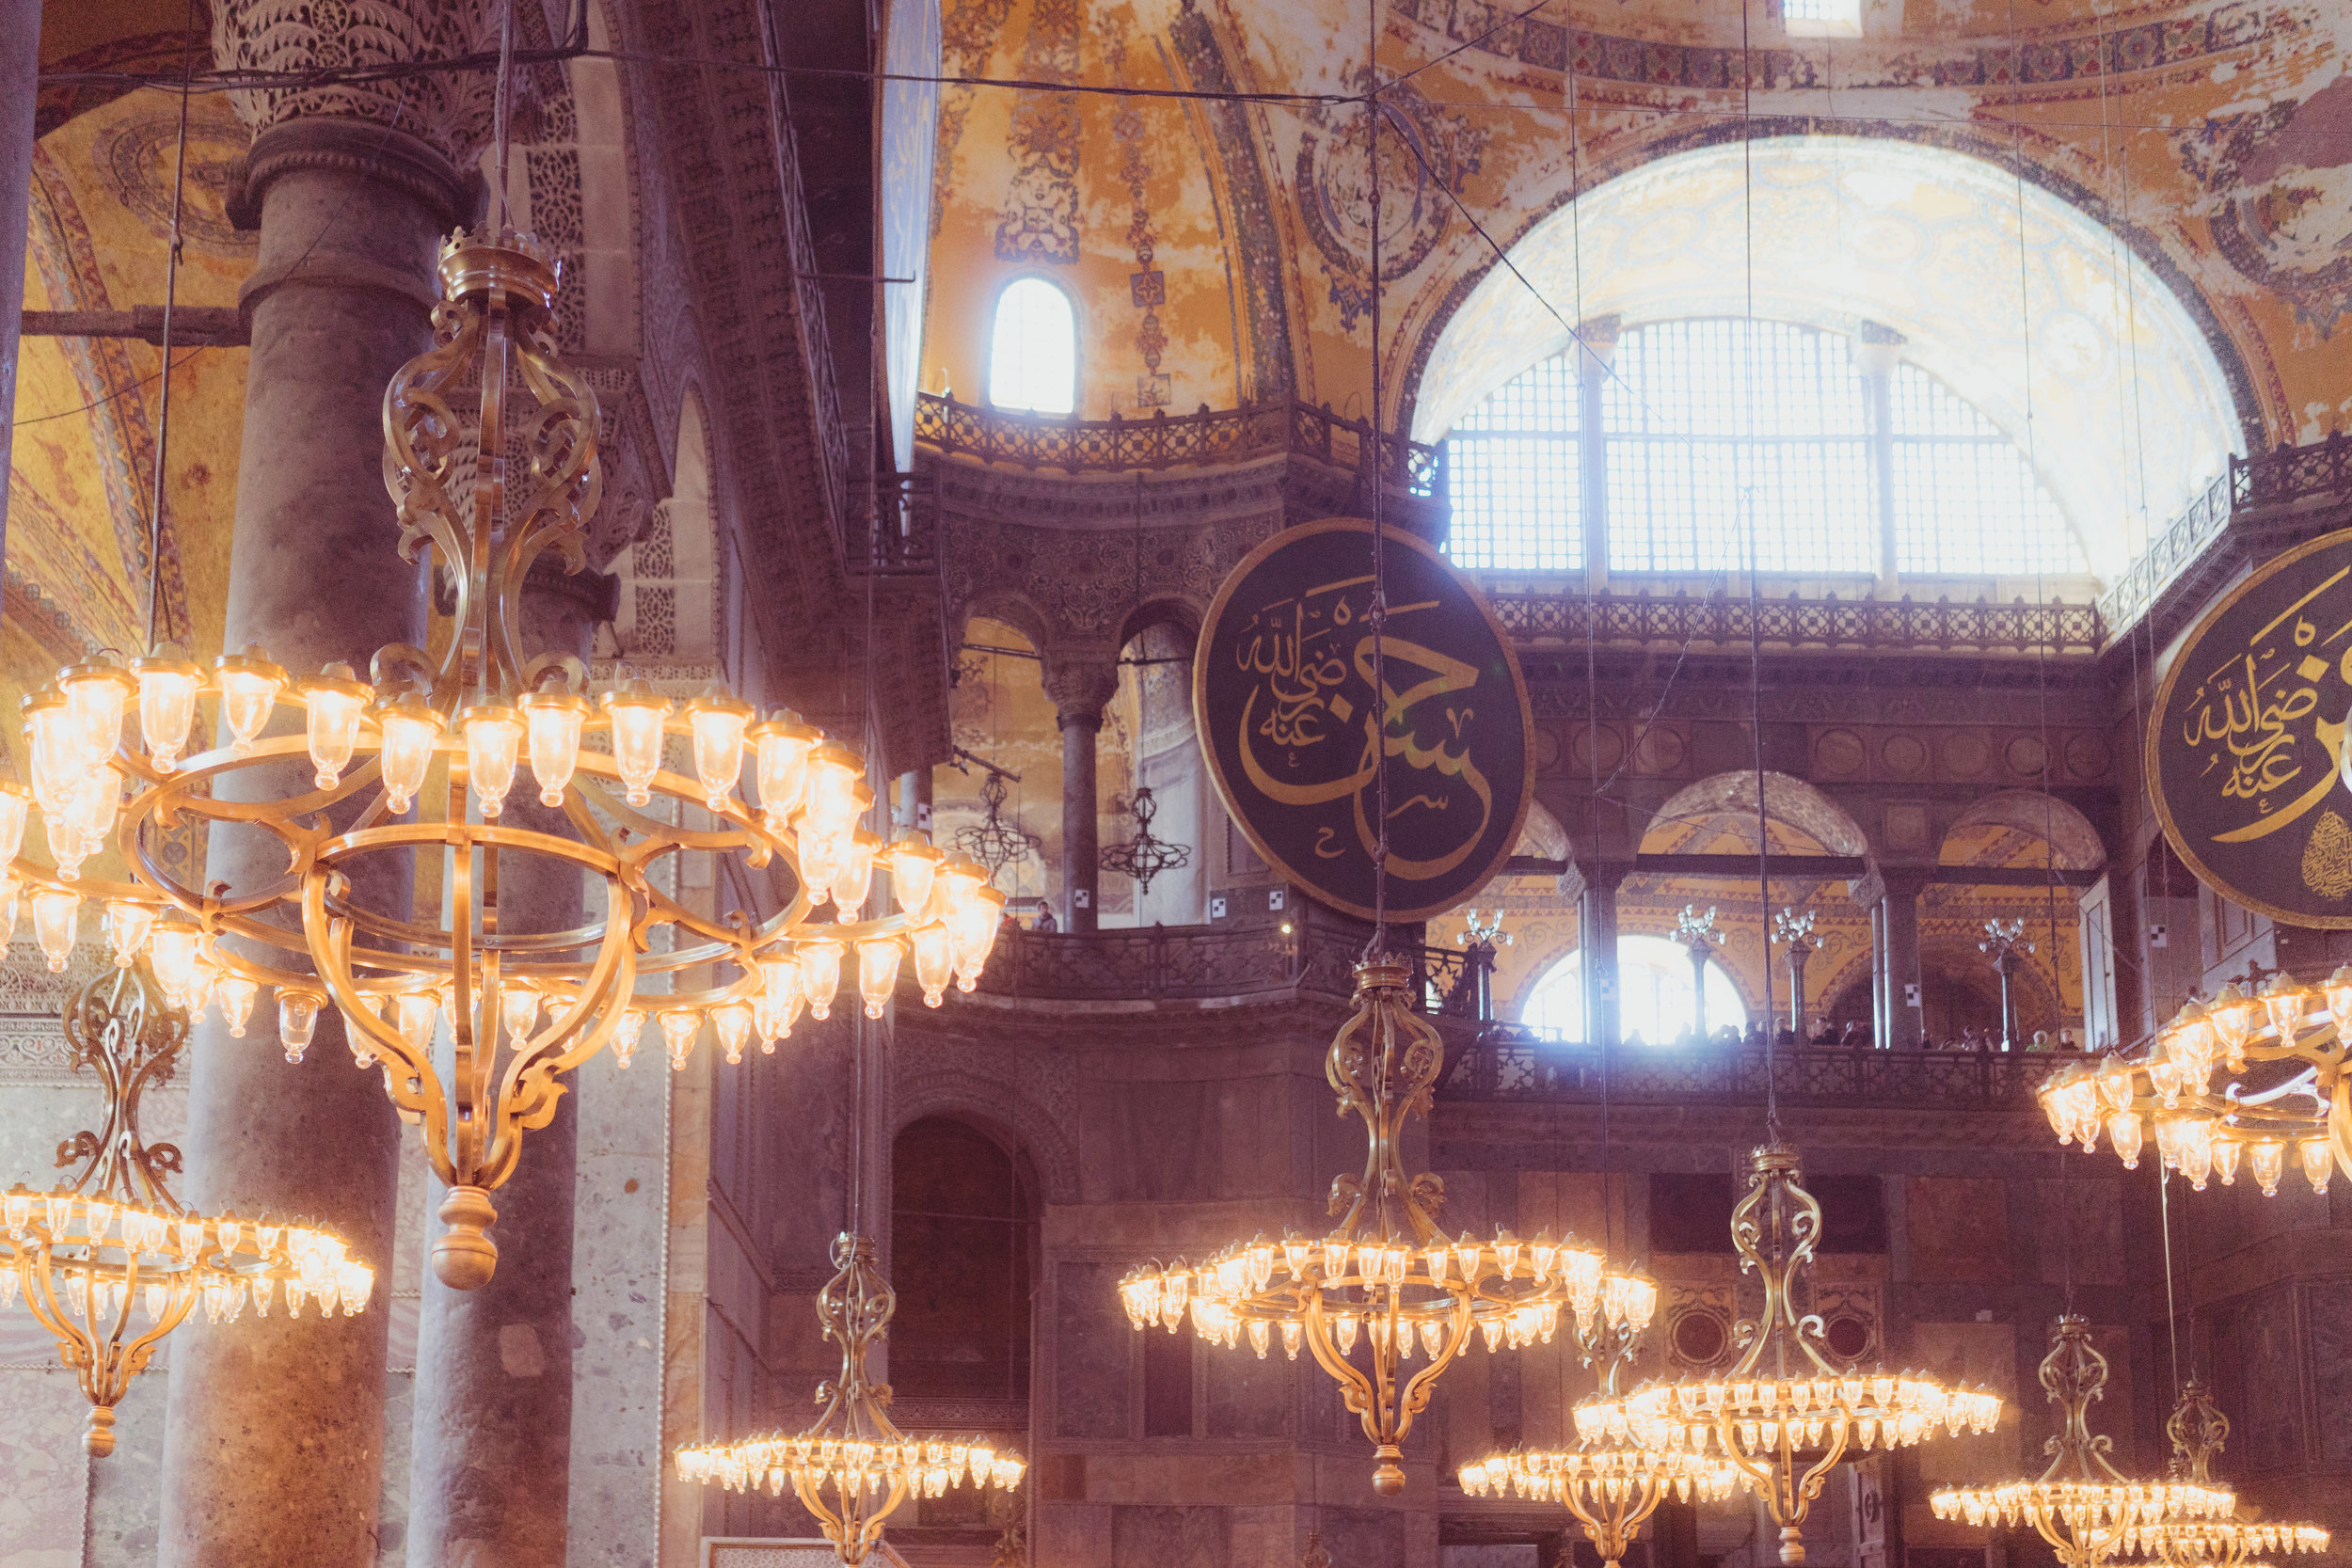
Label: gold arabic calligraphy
xmin=1232 ymin=573 xmax=1495 ymax=880
xmin=2177 ymin=565 xmax=2352 ymax=846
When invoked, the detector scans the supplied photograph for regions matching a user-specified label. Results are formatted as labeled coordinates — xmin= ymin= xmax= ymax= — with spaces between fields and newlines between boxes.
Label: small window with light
xmin=1783 ymin=0 xmax=1863 ymax=37
xmin=988 ymin=277 xmax=1077 ymax=415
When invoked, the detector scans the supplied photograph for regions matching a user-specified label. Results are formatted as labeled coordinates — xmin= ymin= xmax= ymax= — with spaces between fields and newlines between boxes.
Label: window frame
xmin=986 ymin=273 xmax=1083 ymax=417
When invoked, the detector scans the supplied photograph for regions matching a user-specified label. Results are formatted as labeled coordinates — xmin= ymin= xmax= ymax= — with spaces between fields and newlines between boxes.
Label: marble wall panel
xmin=1054 ymin=1259 xmax=1133 ymax=1439
xmin=2032 ymin=1180 xmax=2123 ymax=1287
xmin=1318 ymin=1504 xmax=1409 ymax=1568
xmin=1909 ymin=1323 xmax=2019 ymax=1485
xmin=0 ymin=1368 xmax=87 ymax=1568
xmin=1904 ymin=1179 xmax=2012 ymax=1284
xmin=2207 ymin=1285 xmax=2305 ymax=1475
xmin=1203 ymin=1332 xmax=1292 ymax=1438
xmin=1112 ymin=1502 xmax=1230 ymax=1568
xmin=2304 ymin=1281 xmax=2352 ymax=1466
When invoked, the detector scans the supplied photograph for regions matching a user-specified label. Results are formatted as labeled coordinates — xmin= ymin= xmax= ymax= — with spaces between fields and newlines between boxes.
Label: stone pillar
xmin=156 ymin=118 xmax=482 ymax=1567
xmin=1043 ymin=656 xmax=1118 ymax=932
xmin=1786 ymin=941 xmax=1813 ymax=1040
xmin=1575 ymin=314 xmax=1620 ymax=587
xmin=0 ymin=0 xmax=37 ymax=546
xmin=1853 ymin=869 xmax=1927 ymax=1051
xmin=1567 ymin=861 xmax=1629 ymax=1047
xmin=405 ymin=567 xmax=603 ymax=1568
xmin=159 ymin=14 xmax=494 ymax=1558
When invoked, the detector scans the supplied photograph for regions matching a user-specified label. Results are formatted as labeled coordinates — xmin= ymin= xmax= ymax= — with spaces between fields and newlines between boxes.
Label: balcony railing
xmin=2100 ymin=436 xmax=2352 ymax=630
xmin=1488 ymin=590 xmax=2102 ymax=656
xmin=966 ymin=921 xmax=1489 ymax=1013
xmin=847 ymin=470 xmax=938 ymax=575
xmin=1438 ymin=1026 xmax=2057 ymax=1111
xmin=914 ymin=392 xmax=1444 ymax=496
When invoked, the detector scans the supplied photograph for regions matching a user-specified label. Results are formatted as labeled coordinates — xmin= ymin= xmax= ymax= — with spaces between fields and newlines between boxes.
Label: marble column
xmin=156 ymin=118 xmax=479 ymax=1567
xmin=1043 ymin=657 xmax=1118 ymax=932
xmin=405 ymin=566 xmax=603 ymax=1568
xmin=0 ymin=0 xmax=39 ymax=543
xmin=1568 ymin=861 xmax=1629 ymax=1046
xmin=1854 ymin=869 xmax=1927 ymax=1051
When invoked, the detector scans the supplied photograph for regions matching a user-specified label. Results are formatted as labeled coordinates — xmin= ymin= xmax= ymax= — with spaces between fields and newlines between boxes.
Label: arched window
xmin=1442 ymin=319 xmax=2082 ymax=578
xmin=890 ymin=1117 xmax=1036 ymax=1401
xmin=988 ymin=277 xmax=1077 ymax=415
xmin=1519 ymin=935 xmax=1746 ymax=1045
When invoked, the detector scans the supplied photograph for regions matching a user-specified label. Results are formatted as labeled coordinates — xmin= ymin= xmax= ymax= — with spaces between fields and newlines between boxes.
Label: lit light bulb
xmin=451 ymin=706 xmax=523 ymax=823
xmin=298 ymin=663 xmax=373 ymax=789
xmin=150 ymin=911 xmax=202 ymax=997
xmin=394 ymin=991 xmax=439 ymax=1053
xmin=2299 ymin=1137 xmax=2333 ymax=1195
xmin=684 ymin=685 xmax=755 ymax=813
xmin=601 ymin=679 xmax=674 ymax=808
xmin=58 ymin=657 xmax=135 ymax=767
xmin=951 ymin=886 xmax=1009 ymax=990
xmin=500 ymin=983 xmax=540 ymax=1049
xmin=887 ymin=835 xmax=942 ymax=916
xmin=215 ymin=973 xmax=260 ymax=1037
xmin=23 ymin=688 xmax=87 ymax=816
xmin=934 ymin=855 xmax=986 ymax=924
xmin=521 ymin=688 xmax=590 ymax=807
xmin=910 ymin=923 xmax=954 ymax=1007
xmin=856 ymin=937 xmax=902 ymax=1019
xmin=0 ymin=874 xmax=20 ymax=946
xmin=832 ymin=831 xmax=878 ymax=918
xmin=658 ymin=1008 xmax=701 ymax=1070
xmin=103 ymin=901 xmax=153 ymax=970
xmin=799 ymin=829 xmax=844 ymax=907
xmin=278 ymin=989 xmax=323 ymax=1064
xmin=798 ymin=939 xmax=844 ymax=1021
xmin=31 ymin=888 xmax=80 ymax=972
xmin=129 ymin=649 xmax=204 ymax=771
xmin=373 ymin=689 xmax=444 ymax=815
xmin=610 ymin=1006 xmax=645 ymax=1069
xmin=755 ymin=955 xmax=803 ymax=1046
xmin=803 ymin=744 xmax=864 ymax=837
xmin=751 ymin=711 xmax=819 ymax=825
xmin=213 ymin=646 xmax=289 ymax=754
xmin=710 ymin=1002 xmax=754 ymax=1064
xmin=2108 ymin=1109 xmax=2143 ymax=1170
xmin=0 ymin=779 xmax=29 ymax=864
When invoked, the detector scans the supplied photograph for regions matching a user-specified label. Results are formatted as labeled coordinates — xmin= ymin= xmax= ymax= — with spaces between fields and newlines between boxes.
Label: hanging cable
xmin=142 ymin=0 xmax=199 ymax=650
xmin=1364 ymin=0 xmax=1392 ymax=960
xmin=1735 ymin=0 xmax=1779 ymax=1132
xmin=2159 ymin=1162 xmax=2183 ymax=1388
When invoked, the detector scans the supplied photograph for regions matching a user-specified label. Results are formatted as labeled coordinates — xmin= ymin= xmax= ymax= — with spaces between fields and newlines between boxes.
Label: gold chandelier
xmin=1931 ymin=1316 xmax=2233 ymax=1567
xmin=1462 ymin=1274 xmax=1746 ymax=1565
xmin=2103 ymin=1382 xmax=2329 ymax=1568
xmin=675 ymin=1234 xmax=1025 ymax=1564
xmin=0 ymin=958 xmax=373 ymax=1455
xmin=1580 ymin=1145 xmax=2001 ymax=1565
xmin=2 ymin=228 xmax=1006 ymax=1289
xmin=1119 ymin=959 xmax=1658 ymax=1494
xmin=2038 ymin=974 xmax=2349 ymax=1196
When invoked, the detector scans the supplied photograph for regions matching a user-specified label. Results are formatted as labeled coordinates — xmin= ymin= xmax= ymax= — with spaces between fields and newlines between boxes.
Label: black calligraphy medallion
xmin=2150 ymin=527 xmax=2352 ymax=927
xmin=1193 ymin=517 xmax=1534 ymax=922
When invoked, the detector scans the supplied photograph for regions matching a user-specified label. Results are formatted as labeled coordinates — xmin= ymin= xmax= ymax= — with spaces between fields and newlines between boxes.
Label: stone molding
xmin=213 ymin=0 xmax=504 ymax=171
xmin=227 ymin=119 xmax=480 ymax=244
xmin=892 ymin=1049 xmax=1081 ymax=1206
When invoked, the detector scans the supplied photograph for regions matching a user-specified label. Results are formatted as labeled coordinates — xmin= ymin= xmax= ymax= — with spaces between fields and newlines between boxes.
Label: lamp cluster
xmin=2038 ymin=972 xmax=2347 ymax=1194
xmin=1577 ymin=1370 xmax=2001 ymax=1459
xmin=1459 ymin=1447 xmax=1744 ymax=1509
xmin=2116 ymin=1519 xmax=2329 ymax=1567
xmin=1119 ymin=1229 xmax=1657 ymax=1362
xmin=675 ymin=1433 xmax=1027 ymax=1500
xmin=1 ymin=1190 xmax=371 ymax=1325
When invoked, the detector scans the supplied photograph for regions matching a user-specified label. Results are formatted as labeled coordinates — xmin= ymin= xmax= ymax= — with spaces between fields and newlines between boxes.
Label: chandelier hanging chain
xmin=1363 ymin=0 xmax=1390 ymax=958
xmin=144 ymin=0 xmax=197 ymax=650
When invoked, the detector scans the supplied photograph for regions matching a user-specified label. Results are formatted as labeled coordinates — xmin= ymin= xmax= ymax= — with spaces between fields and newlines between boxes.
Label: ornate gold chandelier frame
xmin=2104 ymin=1382 xmax=2328 ymax=1568
xmin=1581 ymin=1145 xmax=2001 ymax=1565
xmin=1120 ymin=959 xmax=1657 ymax=1494
xmin=1931 ymin=1316 xmax=2233 ymax=1568
xmin=2039 ymin=974 xmax=2352 ymax=1196
xmin=0 ymin=958 xmax=372 ymax=1454
xmin=5 ymin=229 xmax=1004 ymax=1289
xmin=675 ymin=1234 xmax=1025 ymax=1565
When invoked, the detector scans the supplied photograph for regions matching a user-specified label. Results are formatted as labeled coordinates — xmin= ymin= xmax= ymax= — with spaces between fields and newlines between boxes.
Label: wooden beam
xmin=1633 ymin=853 xmax=1868 ymax=879
xmin=21 ymin=307 xmax=247 ymax=347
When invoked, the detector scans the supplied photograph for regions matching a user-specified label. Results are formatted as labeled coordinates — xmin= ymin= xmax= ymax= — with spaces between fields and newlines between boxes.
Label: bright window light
xmin=1518 ymin=935 xmax=1747 ymax=1045
xmin=1784 ymin=0 xmax=1863 ymax=36
xmin=1441 ymin=319 xmax=2082 ymax=579
xmin=988 ymin=278 xmax=1076 ymax=415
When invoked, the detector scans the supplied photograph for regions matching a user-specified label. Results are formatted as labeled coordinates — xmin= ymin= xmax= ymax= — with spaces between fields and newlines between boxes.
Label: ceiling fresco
xmin=924 ymin=0 xmax=2352 ymax=561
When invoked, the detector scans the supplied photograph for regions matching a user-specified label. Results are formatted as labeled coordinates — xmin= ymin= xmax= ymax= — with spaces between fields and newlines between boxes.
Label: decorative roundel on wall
xmin=1193 ymin=518 xmax=1534 ymax=924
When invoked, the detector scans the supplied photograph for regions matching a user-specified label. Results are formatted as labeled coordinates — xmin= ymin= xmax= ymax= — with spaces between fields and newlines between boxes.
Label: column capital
xmin=215 ymin=0 xmax=506 ymax=175
xmin=1561 ymin=857 xmax=1635 ymax=902
xmin=1041 ymin=653 xmax=1120 ymax=731
xmin=229 ymin=118 xmax=479 ymax=241
xmin=1849 ymin=863 xmax=1932 ymax=908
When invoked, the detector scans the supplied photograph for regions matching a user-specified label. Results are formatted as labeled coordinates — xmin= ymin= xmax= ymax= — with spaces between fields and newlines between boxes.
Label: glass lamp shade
xmin=798 ymin=940 xmax=844 ymax=1022
xmin=520 ymin=689 xmax=591 ymax=806
xmin=213 ymin=647 xmax=290 ymax=754
xmin=751 ymin=712 xmax=819 ymax=825
xmin=373 ymin=691 xmax=445 ymax=815
xmin=910 ymin=923 xmax=954 ymax=1007
xmin=59 ymin=658 xmax=135 ymax=766
xmin=684 ymin=686 xmax=755 ymax=813
xmin=856 ymin=937 xmax=902 ymax=1019
xmin=601 ymin=680 xmax=674 ymax=808
xmin=129 ymin=651 xmax=204 ymax=772
xmin=460 ymin=705 xmax=526 ymax=819
xmin=886 ymin=836 xmax=941 ymax=916
xmin=297 ymin=664 xmax=373 ymax=789
xmin=32 ymin=888 xmax=80 ymax=972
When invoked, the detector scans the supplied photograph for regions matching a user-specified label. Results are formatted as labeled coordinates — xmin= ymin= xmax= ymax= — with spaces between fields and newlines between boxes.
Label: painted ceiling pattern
xmin=925 ymin=0 xmax=2352 ymax=555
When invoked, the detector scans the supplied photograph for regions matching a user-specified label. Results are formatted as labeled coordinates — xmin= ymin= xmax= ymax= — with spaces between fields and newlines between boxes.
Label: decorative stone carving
xmin=213 ymin=0 xmax=505 ymax=172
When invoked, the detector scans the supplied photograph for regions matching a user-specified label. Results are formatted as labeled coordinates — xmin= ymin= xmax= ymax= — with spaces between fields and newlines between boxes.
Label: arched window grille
xmin=988 ymin=277 xmax=1078 ymax=415
xmin=1442 ymin=319 xmax=2082 ymax=579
